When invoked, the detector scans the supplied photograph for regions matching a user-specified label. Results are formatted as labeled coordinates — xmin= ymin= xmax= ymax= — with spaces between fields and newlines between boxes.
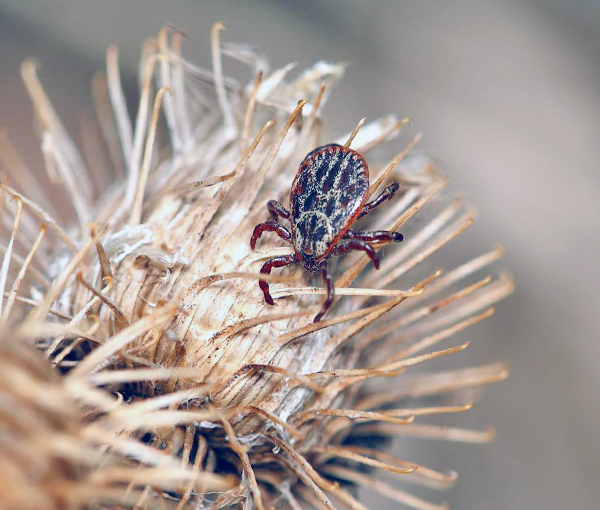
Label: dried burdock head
xmin=0 ymin=335 xmax=234 ymax=510
xmin=0 ymin=337 xmax=83 ymax=510
xmin=0 ymin=24 xmax=513 ymax=510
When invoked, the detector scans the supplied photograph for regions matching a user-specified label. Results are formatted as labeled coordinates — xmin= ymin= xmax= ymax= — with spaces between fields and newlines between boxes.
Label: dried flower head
xmin=0 ymin=337 xmax=82 ymax=510
xmin=0 ymin=24 xmax=513 ymax=510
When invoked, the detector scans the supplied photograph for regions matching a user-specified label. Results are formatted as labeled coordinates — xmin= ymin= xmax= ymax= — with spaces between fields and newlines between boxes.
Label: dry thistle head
xmin=0 ymin=24 xmax=513 ymax=510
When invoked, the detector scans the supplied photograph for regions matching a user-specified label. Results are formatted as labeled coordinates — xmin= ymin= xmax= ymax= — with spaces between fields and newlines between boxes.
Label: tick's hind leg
xmin=250 ymin=220 xmax=292 ymax=250
xmin=313 ymin=265 xmax=334 ymax=322
xmin=258 ymin=254 xmax=298 ymax=305
xmin=358 ymin=182 xmax=400 ymax=219
xmin=267 ymin=200 xmax=290 ymax=221
xmin=344 ymin=229 xmax=403 ymax=243
xmin=333 ymin=240 xmax=381 ymax=269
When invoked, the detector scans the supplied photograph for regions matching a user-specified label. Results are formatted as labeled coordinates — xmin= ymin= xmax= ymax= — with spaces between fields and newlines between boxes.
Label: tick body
xmin=251 ymin=144 xmax=403 ymax=322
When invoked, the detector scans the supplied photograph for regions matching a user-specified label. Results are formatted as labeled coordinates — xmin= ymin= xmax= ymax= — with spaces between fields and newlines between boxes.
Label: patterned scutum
xmin=290 ymin=144 xmax=369 ymax=267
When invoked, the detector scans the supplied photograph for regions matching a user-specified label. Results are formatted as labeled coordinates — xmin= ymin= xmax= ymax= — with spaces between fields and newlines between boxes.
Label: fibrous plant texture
xmin=0 ymin=25 xmax=513 ymax=510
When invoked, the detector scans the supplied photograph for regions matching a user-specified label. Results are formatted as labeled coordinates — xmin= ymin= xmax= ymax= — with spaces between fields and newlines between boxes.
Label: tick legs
xmin=344 ymin=229 xmax=403 ymax=243
xmin=251 ymin=212 xmax=296 ymax=308
xmin=258 ymin=255 xmax=334 ymax=322
xmin=358 ymin=182 xmax=400 ymax=219
xmin=250 ymin=220 xmax=292 ymax=249
xmin=334 ymin=240 xmax=381 ymax=269
xmin=258 ymin=254 xmax=298 ymax=305
xmin=313 ymin=233 xmax=402 ymax=321
xmin=313 ymin=265 xmax=334 ymax=323
xmin=267 ymin=200 xmax=290 ymax=221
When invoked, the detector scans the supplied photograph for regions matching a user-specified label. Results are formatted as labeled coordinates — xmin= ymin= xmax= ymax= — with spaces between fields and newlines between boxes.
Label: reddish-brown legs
xmin=334 ymin=240 xmax=381 ymax=269
xmin=343 ymin=229 xmax=403 ymax=243
xmin=267 ymin=200 xmax=290 ymax=221
xmin=258 ymin=254 xmax=299 ymax=305
xmin=358 ymin=182 xmax=400 ymax=219
xmin=313 ymin=265 xmax=334 ymax=322
xmin=251 ymin=206 xmax=297 ymax=307
xmin=251 ymin=194 xmax=403 ymax=322
xmin=250 ymin=220 xmax=292 ymax=250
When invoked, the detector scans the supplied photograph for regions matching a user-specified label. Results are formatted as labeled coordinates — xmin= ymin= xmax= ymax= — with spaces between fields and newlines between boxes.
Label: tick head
xmin=298 ymin=245 xmax=320 ymax=273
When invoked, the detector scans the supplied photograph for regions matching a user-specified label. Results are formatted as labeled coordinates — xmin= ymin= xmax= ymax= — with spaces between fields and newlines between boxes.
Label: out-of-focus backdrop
xmin=0 ymin=1 xmax=598 ymax=508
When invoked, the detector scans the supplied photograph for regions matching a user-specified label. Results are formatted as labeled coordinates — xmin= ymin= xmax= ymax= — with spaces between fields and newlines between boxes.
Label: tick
xmin=250 ymin=143 xmax=403 ymax=322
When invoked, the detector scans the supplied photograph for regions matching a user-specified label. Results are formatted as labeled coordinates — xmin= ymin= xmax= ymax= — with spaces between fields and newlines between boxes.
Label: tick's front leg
xmin=258 ymin=254 xmax=298 ymax=305
xmin=267 ymin=200 xmax=291 ymax=221
xmin=313 ymin=265 xmax=334 ymax=322
xmin=250 ymin=220 xmax=292 ymax=250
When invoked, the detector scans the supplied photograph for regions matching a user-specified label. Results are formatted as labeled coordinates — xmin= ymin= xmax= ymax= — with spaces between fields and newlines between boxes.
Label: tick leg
xmin=313 ymin=265 xmax=334 ymax=322
xmin=258 ymin=254 xmax=298 ymax=305
xmin=358 ymin=182 xmax=400 ymax=219
xmin=334 ymin=240 xmax=380 ymax=269
xmin=344 ymin=229 xmax=403 ymax=243
xmin=250 ymin=220 xmax=292 ymax=250
xmin=267 ymin=200 xmax=291 ymax=221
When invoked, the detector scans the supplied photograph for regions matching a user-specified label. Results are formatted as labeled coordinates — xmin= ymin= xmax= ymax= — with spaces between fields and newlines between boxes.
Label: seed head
xmin=0 ymin=24 xmax=513 ymax=509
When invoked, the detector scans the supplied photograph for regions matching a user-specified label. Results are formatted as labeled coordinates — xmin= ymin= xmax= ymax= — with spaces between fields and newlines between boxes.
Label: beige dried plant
xmin=0 ymin=24 xmax=513 ymax=510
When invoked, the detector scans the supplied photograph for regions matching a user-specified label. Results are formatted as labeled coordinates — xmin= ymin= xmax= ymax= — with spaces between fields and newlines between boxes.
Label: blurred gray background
xmin=0 ymin=1 xmax=598 ymax=508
